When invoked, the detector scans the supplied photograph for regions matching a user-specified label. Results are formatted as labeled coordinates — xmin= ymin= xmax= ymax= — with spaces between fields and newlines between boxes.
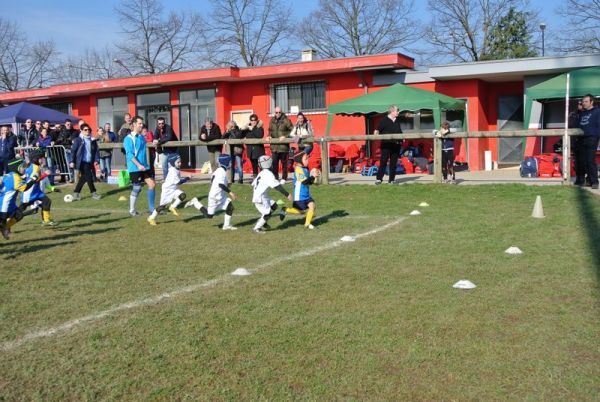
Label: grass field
xmin=1 ymin=182 xmax=599 ymax=400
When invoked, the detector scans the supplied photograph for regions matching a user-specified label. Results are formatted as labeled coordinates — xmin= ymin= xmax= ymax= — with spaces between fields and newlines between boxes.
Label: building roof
xmin=0 ymin=53 xmax=414 ymax=103
xmin=426 ymin=53 xmax=600 ymax=82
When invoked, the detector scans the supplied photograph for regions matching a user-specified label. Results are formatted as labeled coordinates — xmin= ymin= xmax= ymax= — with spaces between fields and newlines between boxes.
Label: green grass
xmin=1 ymin=182 xmax=599 ymax=400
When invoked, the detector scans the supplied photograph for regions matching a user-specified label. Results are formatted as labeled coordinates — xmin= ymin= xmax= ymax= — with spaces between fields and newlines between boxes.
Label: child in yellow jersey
xmin=279 ymin=151 xmax=319 ymax=229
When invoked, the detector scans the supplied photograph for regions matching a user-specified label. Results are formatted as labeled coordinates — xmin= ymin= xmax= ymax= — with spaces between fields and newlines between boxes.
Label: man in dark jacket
xmin=0 ymin=125 xmax=18 ymax=175
xmin=241 ymin=114 xmax=265 ymax=178
xmin=17 ymin=119 xmax=38 ymax=148
xmin=152 ymin=117 xmax=179 ymax=180
xmin=70 ymin=123 xmax=101 ymax=200
xmin=223 ymin=120 xmax=245 ymax=183
xmin=200 ymin=117 xmax=223 ymax=172
xmin=56 ymin=119 xmax=79 ymax=183
xmin=575 ymin=94 xmax=600 ymax=189
xmin=268 ymin=106 xmax=293 ymax=182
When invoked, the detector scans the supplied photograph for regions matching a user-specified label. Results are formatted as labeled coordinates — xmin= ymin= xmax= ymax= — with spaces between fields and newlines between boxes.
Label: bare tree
xmin=204 ymin=0 xmax=296 ymax=67
xmin=299 ymin=0 xmax=420 ymax=59
xmin=423 ymin=0 xmax=539 ymax=63
xmin=114 ymin=0 xmax=204 ymax=75
xmin=554 ymin=0 xmax=600 ymax=53
xmin=54 ymin=47 xmax=126 ymax=83
xmin=0 ymin=18 xmax=58 ymax=91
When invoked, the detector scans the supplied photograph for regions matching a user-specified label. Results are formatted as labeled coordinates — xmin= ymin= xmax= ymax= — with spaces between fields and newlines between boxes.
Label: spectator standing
xmin=290 ymin=112 xmax=314 ymax=154
xmin=118 ymin=113 xmax=133 ymax=142
xmin=241 ymin=114 xmax=265 ymax=179
xmin=437 ymin=121 xmax=456 ymax=183
xmin=268 ymin=106 xmax=293 ymax=182
xmin=34 ymin=120 xmax=43 ymax=137
xmin=374 ymin=105 xmax=412 ymax=185
xmin=36 ymin=128 xmax=55 ymax=185
xmin=575 ymin=94 xmax=600 ymax=189
xmin=17 ymin=119 xmax=38 ymax=148
xmin=123 ymin=116 xmax=156 ymax=216
xmin=56 ymin=119 xmax=79 ymax=183
xmin=153 ymin=117 xmax=179 ymax=179
xmin=70 ymin=124 xmax=101 ymax=200
xmin=0 ymin=125 xmax=18 ymax=175
xmin=98 ymin=127 xmax=117 ymax=181
xmin=200 ymin=117 xmax=222 ymax=172
xmin=223 ymin=120 xmax=245 ymax=184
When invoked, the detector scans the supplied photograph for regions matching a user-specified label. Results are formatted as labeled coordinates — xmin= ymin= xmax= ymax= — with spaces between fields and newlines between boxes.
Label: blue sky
xmin=8 ymin=0 xmax=564 ymax=61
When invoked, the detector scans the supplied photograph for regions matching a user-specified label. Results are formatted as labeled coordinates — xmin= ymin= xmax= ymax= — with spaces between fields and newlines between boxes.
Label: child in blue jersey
xmin=279 ymin=151 xmax=319 ymax=229
xmin=0 ymin=158 xmax=37 ymax=239
xmin=20 ymin=149 xmax=56 ymax=226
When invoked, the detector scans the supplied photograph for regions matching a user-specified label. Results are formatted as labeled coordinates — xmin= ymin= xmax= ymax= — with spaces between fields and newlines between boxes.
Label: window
xmin=40 ymin=102 xmax=72 ymax=115
xmin=271 ymin=81 xmax=326 ymax=113
xmin=97 ymin=96 xmax=128 ymax=132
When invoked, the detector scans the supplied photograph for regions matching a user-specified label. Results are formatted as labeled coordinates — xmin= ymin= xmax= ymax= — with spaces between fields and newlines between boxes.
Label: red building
xmin=1 ymin=51 xmax=598 ymax=171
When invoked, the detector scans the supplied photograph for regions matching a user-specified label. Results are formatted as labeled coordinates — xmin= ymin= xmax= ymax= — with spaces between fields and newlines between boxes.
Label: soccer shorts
xmin=207 ymin=197 xmax=230 ymax=215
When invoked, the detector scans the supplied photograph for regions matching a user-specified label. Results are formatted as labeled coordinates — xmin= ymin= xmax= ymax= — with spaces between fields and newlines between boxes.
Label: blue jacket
xmin=0 ymin=133 xmax=18 ymax=159
xmin=578 ymin=106 xmax=600 ymax=137
xmin=71 ymin=135 xmax=98 ymax=169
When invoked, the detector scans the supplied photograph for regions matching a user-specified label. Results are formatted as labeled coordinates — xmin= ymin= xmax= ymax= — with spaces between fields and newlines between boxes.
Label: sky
xmin=7 ymin=0 xmax=565 ymax=63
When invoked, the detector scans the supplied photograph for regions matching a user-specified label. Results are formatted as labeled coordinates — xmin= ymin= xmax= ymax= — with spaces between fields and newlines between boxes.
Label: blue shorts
xmin=293 ymin=198 xmax=314 ymax=212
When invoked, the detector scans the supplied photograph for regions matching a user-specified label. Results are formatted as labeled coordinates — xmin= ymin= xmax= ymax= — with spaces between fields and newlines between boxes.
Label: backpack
xmin=520 ymin=157 xmax=538 ymax=177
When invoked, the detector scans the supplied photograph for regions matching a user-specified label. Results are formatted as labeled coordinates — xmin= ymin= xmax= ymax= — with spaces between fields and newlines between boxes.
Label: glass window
xmin=97 ymin=96 xmax=128 ymax=131
xmin=40 ymin=102 xmax=72 ymax=115
xmin=136 ymin=92 xmax=170 ymax=107
xmin=271 ymin=81 xmax=326 ymax=113
xmin=178 ymin=89 xmax=216 ymax=141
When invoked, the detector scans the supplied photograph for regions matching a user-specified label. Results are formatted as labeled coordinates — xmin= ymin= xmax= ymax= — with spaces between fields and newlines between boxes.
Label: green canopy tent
xmin=325 ymin=83 xmax=467 ymax=136
xmin=524 ymin=66 xmax=600 ymax=129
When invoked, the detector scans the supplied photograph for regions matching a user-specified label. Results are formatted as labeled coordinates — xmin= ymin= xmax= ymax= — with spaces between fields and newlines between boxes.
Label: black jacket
xmin=56 ymin=128 xmax=79 ymax=149
xmin=200 ymin=123 xmax=223 ymax=153
xmin=241 ymin=120 xmax=265 ymax=160
xmin=153 ymin=124 xmax=178 ymax=154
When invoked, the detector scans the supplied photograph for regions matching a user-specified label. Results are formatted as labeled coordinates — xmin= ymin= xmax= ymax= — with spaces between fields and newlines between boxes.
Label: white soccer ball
xmin=63 ymin=194 xmax=74 ymax=203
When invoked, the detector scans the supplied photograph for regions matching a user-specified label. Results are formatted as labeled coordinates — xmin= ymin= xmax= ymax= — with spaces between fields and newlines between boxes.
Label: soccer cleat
xmin=1 ymin=227 xmax=10 ymax=240
xmin=129 ymin=210 xmax=140 ymax=217
xmin=169 ymin=206 xmax=179 ymax=216
xmin=184 ymin=198 xmax=197 ymax=208
xmin=306 ymin=224 xmax=315 ymax=230
xmin=222 ymin=225 xmax=238 ymax=231
xmin=92 ymin=193 xmax=102 ymax=200
xmin=253 ymin=228 xmax=266 ymax=234
xmin=147 ymin=216 xmax=157 ymax=226
xmin=72 ymin=193 xmax=81 ymax=201
xmin=374 ymin=180 xmax=382 ymax=185
xmin=41 ymin=220 xmax=58 ymax=227
xmin=279 ymin=209 xmax=287 ymax=221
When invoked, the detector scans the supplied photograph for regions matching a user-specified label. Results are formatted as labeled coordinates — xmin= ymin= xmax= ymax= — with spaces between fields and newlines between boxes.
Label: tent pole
xmin=563 ymin=73 xmax=571 ymax=185
xmin=433 ymin=132 xmax=442 ymax=183
xmin=320 ymin=137 xmax=330 ymax=185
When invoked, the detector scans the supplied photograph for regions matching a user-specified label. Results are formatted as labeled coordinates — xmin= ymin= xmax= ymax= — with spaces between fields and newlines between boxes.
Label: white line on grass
xmin=1 ymin=217 xmax=405 ymax=352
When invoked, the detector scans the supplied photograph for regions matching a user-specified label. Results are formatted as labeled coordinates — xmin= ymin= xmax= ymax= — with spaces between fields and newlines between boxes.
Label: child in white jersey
xmin=251 ymin=155 xmax=292 ymax=234
xmin=147 ymin=153 xmax=188 ymax=225
xmin=185 ymin=154 xmax=238 ymax=230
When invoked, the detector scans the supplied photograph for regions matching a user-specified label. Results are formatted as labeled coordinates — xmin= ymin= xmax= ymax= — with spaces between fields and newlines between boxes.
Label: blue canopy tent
xmin=0 ymin=102 xmax=80 ymax=125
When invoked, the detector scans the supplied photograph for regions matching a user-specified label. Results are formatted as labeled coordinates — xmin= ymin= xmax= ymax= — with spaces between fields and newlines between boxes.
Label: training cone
xmin=419 ymin=202 xmax=429 ymax=207
xmin=118 ymin=196 xmax=127 ymax=202
xmin=231 ymin=268 xmax=251 ymax=276
xmin=532 ymin=195 xmax=545 ymax=219
xmin=409 ymin=210 xmax=421 ymax=216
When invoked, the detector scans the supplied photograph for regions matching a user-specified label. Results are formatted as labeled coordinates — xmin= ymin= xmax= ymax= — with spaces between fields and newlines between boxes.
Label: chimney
xmin=301 ymin=48 xmax=317 ymax=62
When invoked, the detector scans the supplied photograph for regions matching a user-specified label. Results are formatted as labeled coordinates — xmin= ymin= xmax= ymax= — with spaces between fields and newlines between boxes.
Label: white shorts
xmin=160 ymin=188 xmax=183 ymax=206
xmin=253 ymin=196 xmax=275 ymax=216
xmin=207 ymin=197 xmax=231 ymax=215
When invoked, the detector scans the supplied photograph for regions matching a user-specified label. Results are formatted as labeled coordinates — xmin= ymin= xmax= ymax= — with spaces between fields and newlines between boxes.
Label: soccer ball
xmin=63 ymin=194 xmax=74 ymax=203
xmin=310 ymin=168 xmax=322 ymax=184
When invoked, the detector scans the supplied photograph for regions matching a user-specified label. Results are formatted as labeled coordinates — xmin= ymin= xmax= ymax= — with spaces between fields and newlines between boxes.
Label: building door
xmin=179 ymin=89 xmax=216 ymax=169
xmin=498 ymin=95 xmax=524 ymax=165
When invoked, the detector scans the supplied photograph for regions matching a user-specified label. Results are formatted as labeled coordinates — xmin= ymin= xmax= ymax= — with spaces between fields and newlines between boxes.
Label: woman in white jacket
xmin=290 ymin=112 xmax=314 ymax=154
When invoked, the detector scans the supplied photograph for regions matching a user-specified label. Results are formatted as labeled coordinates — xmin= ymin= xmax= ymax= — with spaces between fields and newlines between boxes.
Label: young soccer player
xmin=280 ymin=151 xmax=319 ymax=229
xmin=185 ymin=154 xmax=238 ymax=230
xmin=251 ymin=155 xmax=292 ymax=234
xmin=0 ymin=158 xmax=38 ymax=239
xmin=20 ymin=149 xmax=56 ymax=226
xmin=147 ymin=153 xmax=188 ymax=226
